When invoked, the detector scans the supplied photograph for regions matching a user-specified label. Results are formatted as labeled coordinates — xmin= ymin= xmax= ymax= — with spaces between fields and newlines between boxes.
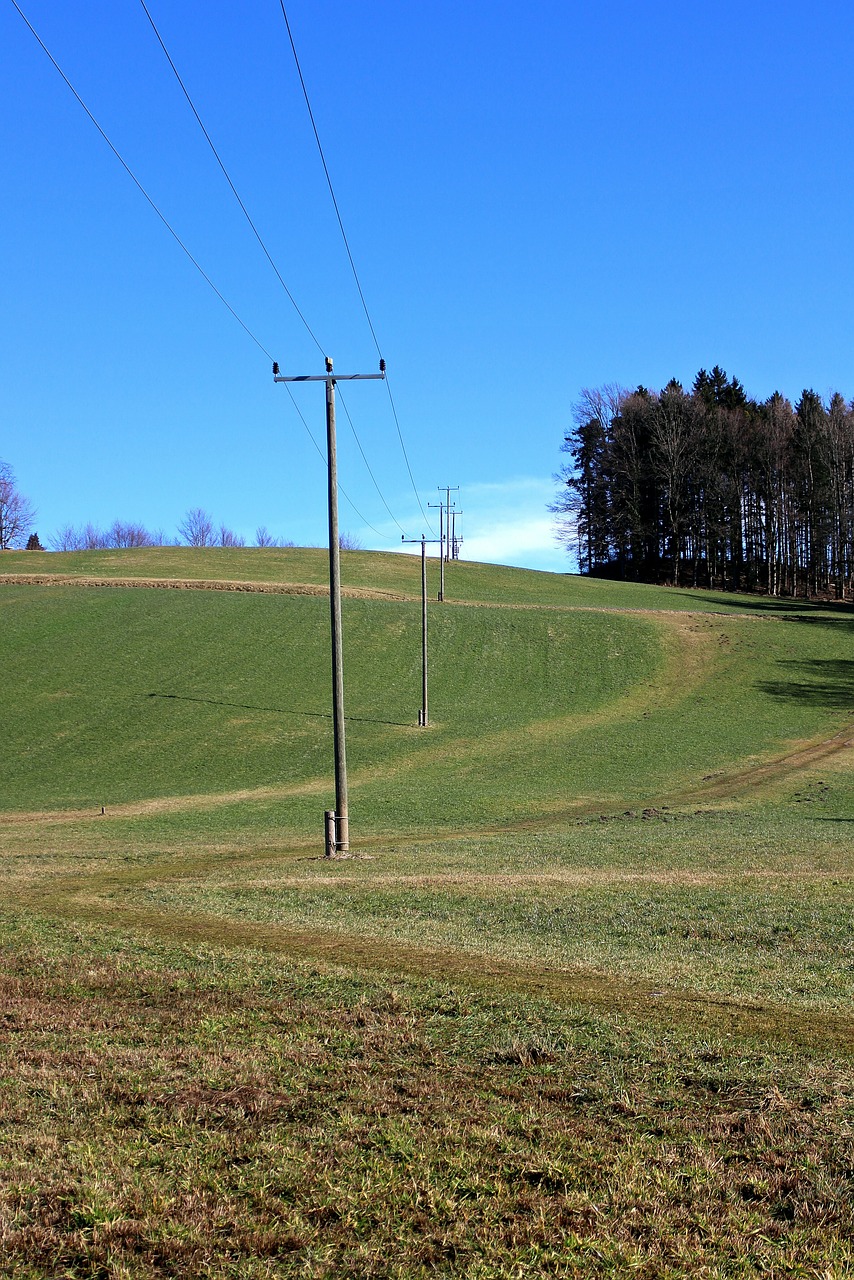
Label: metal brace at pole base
xmin=324 ymin=810 xmax=351 ymax=858
xmin=336 ymin=811 xmax=349 ymax=851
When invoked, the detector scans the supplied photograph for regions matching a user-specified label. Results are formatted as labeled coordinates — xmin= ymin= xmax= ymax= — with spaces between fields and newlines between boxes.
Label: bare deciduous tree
xmin=50 ymin=525 xmax=80 ymax=552
xmin=218 ymin=524 xmax=245 ymax=548
xmin=255 ymin=526 xmax=295 ymax=548
xmin=50 ymin=522 xmax=159 ymax=551
xmin=0 ymin=462 xmax=36 ymax=550
xmin=178 ymin=508 xmax=215 ymax=547
xmin=108 ymin=520 xmax=161 ymax=548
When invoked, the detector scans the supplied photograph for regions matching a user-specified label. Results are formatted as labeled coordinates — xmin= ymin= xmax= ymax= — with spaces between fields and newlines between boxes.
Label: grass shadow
xmin=147 ymin=692 xmax=415 ymax=729
xmin=756 ymin=659 xmax=854 ymax=710
xmin=680 ymin=592 xmax=854 ymax=623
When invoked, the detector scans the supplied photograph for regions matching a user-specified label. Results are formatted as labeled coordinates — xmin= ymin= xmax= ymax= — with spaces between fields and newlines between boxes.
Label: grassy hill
xmin=3 ymin=546 xmax=853 ymax=824
xmin=1 ymin=548 xmax=853 ymax=1275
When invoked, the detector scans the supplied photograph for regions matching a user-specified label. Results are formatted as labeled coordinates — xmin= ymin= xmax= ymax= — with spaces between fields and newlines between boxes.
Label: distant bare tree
xmin=338 ymin=531 xmax=362 ymax=551
xmin=89 ymin=524 xmax=110 ymax=549
xmin=51 ymin=522 xmax=128 ymax=550
xmin=552 ymin=385 xmax=628 ymax=570
xmin=50 ymin=524 xmax=81 ymax=552
xmin=0 ymin=462 xmax=36 ymax=549
xmin=52 ymin=522 xmax=109 ymax=550
xmin=255 ymin=526 xmax=295 ymax=548
xmin=84 ymin=524 xmax=109 ymax=549
xmin=178 ymin=508 xmax=215 ymax=547
xmin=218 ymin=524 xmax=245 ymax=548
xmin=108 ymin=520 xmax=159 ymax=548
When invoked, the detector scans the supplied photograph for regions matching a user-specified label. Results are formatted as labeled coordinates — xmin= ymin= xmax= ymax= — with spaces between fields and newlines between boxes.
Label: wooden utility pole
xmin=402 ymin=533 xmax=440 ymax=725
xmin=429 ymin=487 xmax=458 ymax=599
xmin=438 ymin=504 xmax=444 ymax=599
xmin=441 ymin=486 xmax=458 ymax=561
xmin=420 ymin=535 xmax=427 ymax=724
xmin=428 ymin=503 xmax=444 ymax=600
xmin=450 ymin=508 xmax=463 ymax=559
xmin=273 ymin=356 xmax=385 ymax=855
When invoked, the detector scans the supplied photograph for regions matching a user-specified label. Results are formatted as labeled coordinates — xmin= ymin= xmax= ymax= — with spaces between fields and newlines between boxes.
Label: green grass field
xmin=1 ymin=547 xmax=852 ymax=1277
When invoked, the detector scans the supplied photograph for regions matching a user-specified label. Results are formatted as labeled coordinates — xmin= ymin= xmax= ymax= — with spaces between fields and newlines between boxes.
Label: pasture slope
xmin=1 ymin=546 xmax=852 ymax=1278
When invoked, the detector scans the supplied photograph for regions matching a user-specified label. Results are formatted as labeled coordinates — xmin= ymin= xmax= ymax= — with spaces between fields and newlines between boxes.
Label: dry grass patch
xmin=0 ymin=920 xmax=852 ymax=1278
xmin=0 ymin=573 xmax=411 ymax=602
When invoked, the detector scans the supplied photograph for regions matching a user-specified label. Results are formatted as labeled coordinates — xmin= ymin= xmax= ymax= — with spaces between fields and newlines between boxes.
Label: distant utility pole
xmin=401 ymin=533 xmax=441 ymax=726
xmin=440 ymin=486 xmax=458 ymax=562
xmin=427 ymin=501 xmax=444 ymax=601
xmin=428 ymin=486 xmax=458 ymax=599
xmin=450 ymin=508 xmax=463 ymax=560
xmin=273 ymin=356 xmax=385 ymax=856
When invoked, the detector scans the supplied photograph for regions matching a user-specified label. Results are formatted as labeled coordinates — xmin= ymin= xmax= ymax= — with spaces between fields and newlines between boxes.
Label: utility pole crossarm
xmin=273 ymin=372 xmax=386 ymax=383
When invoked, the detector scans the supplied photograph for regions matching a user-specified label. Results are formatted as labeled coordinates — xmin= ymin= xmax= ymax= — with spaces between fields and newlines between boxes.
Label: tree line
xmin=0 ymin=464 xmax=365 ymax=553
xmin=0 ymin=465 xmax=295 ymax=552
xmin=51 ymin=510 xmax=294 ymax=551
xmin=553 ymin=367 xmax=854 ymax=598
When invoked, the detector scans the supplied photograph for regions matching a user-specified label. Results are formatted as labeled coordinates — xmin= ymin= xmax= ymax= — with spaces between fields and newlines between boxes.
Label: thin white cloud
xmin=375 ymin=476 xmax=575 ymax=573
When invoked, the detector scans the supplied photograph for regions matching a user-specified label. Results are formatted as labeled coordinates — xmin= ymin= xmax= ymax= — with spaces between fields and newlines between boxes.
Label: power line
xmin=137 ymin=0 xmax=325 ymax=357
xmin=279 ymin=384 xmax=390 ymax=540
xmin=277 ymin=0 xmax=436 ymax=537
xmin=282 ymin=384 xmax=326 ymax=463
xmin=383 ymin=376 xmax=435 ymax=535
xmin=9 ymin=0 xmax=275 ymax=364
xmin=13 ymin=0 xmax=406 ymax=543
xmin=140 ymin=0 xmax=406 ymax=541
xmin=337 ymin=387 xmax=405 ymax=537
xmin=277 ymin=0 xmax=381 ymax=357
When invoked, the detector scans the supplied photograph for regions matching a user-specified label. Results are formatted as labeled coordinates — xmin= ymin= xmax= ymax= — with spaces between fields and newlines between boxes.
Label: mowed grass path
xmin=2 ymin=549 xmax=853 ymax=1275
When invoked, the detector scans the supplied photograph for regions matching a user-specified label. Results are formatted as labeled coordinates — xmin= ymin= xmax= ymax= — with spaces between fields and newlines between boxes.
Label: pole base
xmin=324 ymin=809 xmax=350 ymax=856
xmin=336 ymin=812 xmax=350 ymax=852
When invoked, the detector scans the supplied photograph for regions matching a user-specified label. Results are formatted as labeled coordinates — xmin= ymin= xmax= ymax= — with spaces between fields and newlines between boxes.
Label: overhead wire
xmin=12 ymin=0 xmax=400 ymax=541
xmin=337 ymin=388 xmax=406 ymax=536
xmin=283 ymin=384 xmax=389 ymax=538
xmin=137 ymin=0 xmax=325 ymax=359
xmin=277 ymin=0 xmax=380 ymax=356
xmin=277 ymin=0 xmax=437 ymax=536
xmin=140 ymin=0 xmax=405 ymax=542
xmin=8 ymin=0 xmax=275 ymax=365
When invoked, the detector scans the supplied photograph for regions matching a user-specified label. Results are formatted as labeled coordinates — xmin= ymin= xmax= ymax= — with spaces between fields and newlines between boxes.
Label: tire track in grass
xmin=0 ymin=776 xmax=332 ymax=826
xmin=9 ymin=889 xmax=854 ymax=1055
xmin=677 ymin=726 xmax=854 ymax=803
xmin=324 ymin=612 xmax=717 ymax=801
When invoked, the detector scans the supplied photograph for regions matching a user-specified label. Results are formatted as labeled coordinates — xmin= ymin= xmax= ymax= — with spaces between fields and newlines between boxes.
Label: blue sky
xmin=3 ymin=0 xmax=853 ymax=570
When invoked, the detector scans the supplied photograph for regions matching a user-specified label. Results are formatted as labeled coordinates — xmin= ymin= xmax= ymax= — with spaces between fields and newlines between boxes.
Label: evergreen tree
xmin=553 ymin=370 xmax=854 ymax=598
